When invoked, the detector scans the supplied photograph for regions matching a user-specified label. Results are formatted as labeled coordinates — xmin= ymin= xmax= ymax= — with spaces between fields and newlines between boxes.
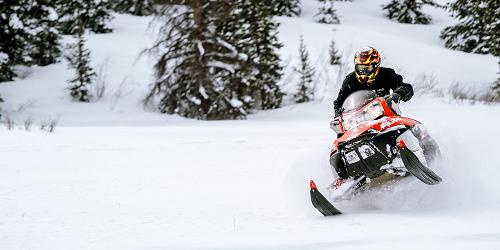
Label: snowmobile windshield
xmin=341 ymin=90 xmax=377 ymax=113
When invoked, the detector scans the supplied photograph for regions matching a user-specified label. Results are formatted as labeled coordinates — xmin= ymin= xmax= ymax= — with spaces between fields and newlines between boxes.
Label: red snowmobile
xmin=310 ymin=90 xmax=442 ymax=216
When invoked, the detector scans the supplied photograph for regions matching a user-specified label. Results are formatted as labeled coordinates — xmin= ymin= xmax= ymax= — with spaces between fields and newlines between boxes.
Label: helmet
xmin=354 ymin=47 xmax=381 ymax=85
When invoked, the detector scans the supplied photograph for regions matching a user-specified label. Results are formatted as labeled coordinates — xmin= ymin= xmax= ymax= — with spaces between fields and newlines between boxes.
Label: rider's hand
xmin=384 ymin=93 xmax=401 ymax=104
xmin=334 ymin=108 xmax=341 ymax=118
xmin=330 ymin=116 xmax=341 ymax=134
xmin=330 ymin=116 xmax=340 ymax=127
xmin=333 ymin=116 xmax=340 ymax=124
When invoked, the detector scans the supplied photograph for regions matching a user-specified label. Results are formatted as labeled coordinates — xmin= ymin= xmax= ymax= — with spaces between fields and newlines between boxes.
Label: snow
xmin=0 ymin=52 xmax=8 ymax=63
xmin=207 ymin=60 xmax=236 ymax=74
xmin=230 ymin=98 xmax=243 ymax=108
xmin=8 ymin=14 xmax=23 ymax=29
xmin=196 ymin=40 xmax=205 ymax=57
xmin=0 ymin=2 xmax=500 ymax=250
xmin=1 ymin=102 xmax=500 ymax=250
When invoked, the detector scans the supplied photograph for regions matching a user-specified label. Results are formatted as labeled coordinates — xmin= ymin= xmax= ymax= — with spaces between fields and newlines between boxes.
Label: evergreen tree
xmin=293 ymin=35 xmax=315 ymax=103
xmin=493 ymin=62 xmax=500 ymax=101
xmin=220 ymin=1 xmax=285 ymax=110
xmin=0 ymin=52 xmax=13 ymax=82
xmin=145 ymin=1 xmax=252 ymax=120
xmin=23 ymin=0 xmax=61 ymax=66
xmin=65 ymin=23 xmax=95 ymax=102
xmin=0 ymin=1 xmax=25 ymax=82
xmin=266 ymin=0 xmax=301 ymax=17
xmin=328 ymin=40 xmax=341 ymax=65
xmin=493 ymin=78 xmax=500 ymax=101
xmin=382 ymin=0 xmax=435 ymax=24
xmin=315 ymin=0 xmax=340 ymax=24
xmin=56 ymin=0 xmax=113 ymax=35
xmin=441 ymin=0 xmax=499 ymax=56
xmin=111 ymin=0 xmax=157 ymax=16
xmin=0 ymin=0 xmax=61 ymax=82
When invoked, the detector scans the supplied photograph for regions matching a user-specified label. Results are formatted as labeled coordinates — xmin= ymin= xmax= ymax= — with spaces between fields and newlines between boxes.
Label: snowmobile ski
xmin=310 ymin=180 xmax=342 ymax=216
xmin=399 ymin=142 xmax=442 ymax=185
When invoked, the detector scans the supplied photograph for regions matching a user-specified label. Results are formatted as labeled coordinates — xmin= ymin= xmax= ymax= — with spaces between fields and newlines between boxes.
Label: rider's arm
xmin=388 ymin=69 xmax=413 ymax=102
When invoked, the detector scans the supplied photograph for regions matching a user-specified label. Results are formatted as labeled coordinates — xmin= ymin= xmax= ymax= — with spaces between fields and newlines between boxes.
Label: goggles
xmin=355 ymin=64 xmax=376 ymax=75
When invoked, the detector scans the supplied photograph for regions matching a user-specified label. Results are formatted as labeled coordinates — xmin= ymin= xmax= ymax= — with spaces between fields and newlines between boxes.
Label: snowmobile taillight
xmin=310 ymin=180 xmax=317 ymax=190
xmin=398 ymin=139 xmax=407 ymax=149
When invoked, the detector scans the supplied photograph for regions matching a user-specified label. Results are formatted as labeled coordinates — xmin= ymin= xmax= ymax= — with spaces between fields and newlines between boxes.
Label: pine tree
xmin=441 ymin=0 xmax=499 ymax=56
xmin=328 ymin=40 xmax=341 ymax=65
xmin=56 ymin=0 xmax=113 ymax=35
xmin=493 ymin=78 xmax=500 ymax=101
xmin=0 ymin=1 xmax=24 ymax=82
xmin=315 ymin=0 xmax=340 ymax=24
xmin=145 ymin=1 xmax=252 ymax=120
xmin=294 ymin=35 xmax=315 ymax=103
xmin=382 ymin=0 xmax=435 ymax=24
xmin=65 ymin=23 xmax=95 ymax=102
xmin=0 ymin=52 xmax=14 ymax=83
xmin=23 ymin=0 xmax=61 ymax=66
xmin=220 ymin=1 xmax=285 ymax=110
xmin=493 ymin=62 xmax=500 ymax=101
xmin=266 ymin=0 xmax=301 ymax=17
xmin=111 ymin=0 xmax=156 ymax=16
xmin=0 ymin=0 xmax=61 ymax=82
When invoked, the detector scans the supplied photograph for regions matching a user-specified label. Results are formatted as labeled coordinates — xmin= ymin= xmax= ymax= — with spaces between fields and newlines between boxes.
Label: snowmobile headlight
xmin=342 ymin=101 xmax=383 ymax=130
xmin=359 ymin=144 xmax=375 ymax=159
xmin=342 ymin=113 xmax=356 ymax=131
xmin=364 ymin=101 xmax=384 ymax=121
xmin=345 ymin=150 xmax=360 ymax=164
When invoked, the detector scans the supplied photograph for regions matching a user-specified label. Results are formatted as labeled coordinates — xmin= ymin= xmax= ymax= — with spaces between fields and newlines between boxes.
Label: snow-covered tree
xmin=315 ymin=0 xmax=340 ymax=24
xmin=493 ymin=78 xmax=500 ymax=100
xmin=294 ymin=35 xmax=315 ymax=103
xmin=0 ymin=0 xmax=61 ymax=82
xmin=266 ymin=0 xmax=301 ymax=17
xmin=441 ymin=0 xmax=499 ymax=56
xmin=0 ymin=2 xmax=24 ymax=82
xmin=221 ymin=1 xmax=285 ymax=110
xmin=23 ymin=0 xmax=61 ymax=66
xmin=329 ymin=40 xmax=341 ymax=65
xmin=0 ymin=52 xmax=14 ymax=83
xmin=493 ymin=63 xmax=500 ymax=101
xmin=145 ymin=1 xmax=252 ymax=120
xmin=111 ymin=0 xmax=157 ymax=16
xmin=56 ymin=0 xmax=113 ymax=35
xmin=65 ymin=23 xmax=95 ymax=102
xmin=382 ymin=0 xmax=435 ymax=24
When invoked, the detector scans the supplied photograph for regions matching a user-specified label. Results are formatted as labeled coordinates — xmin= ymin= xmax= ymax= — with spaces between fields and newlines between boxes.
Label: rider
xmin=331 ymin=46 xmax=414 ymax=188
xmin=334 ymin=46 xmax=413 ymax=120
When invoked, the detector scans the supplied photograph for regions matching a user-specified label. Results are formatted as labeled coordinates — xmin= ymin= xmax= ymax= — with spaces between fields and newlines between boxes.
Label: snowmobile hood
xmin=335 ymin=116 xmax=419 ymax=148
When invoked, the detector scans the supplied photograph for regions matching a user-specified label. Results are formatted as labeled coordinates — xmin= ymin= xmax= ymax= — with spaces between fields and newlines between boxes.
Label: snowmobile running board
xmin=399 ymin=144 xmax=442 ymax=185
xmin=310 ymin=180 xmax=342 ymax=216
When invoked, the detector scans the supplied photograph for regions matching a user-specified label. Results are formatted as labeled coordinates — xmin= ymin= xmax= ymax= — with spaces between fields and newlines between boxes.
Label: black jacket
xmin=333 ymin=67 xmax=413 ymax=116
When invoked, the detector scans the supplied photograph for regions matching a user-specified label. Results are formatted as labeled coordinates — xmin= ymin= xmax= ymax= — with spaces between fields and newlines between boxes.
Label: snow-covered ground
xmin=0 ymin=1 xmax=499 ymax=249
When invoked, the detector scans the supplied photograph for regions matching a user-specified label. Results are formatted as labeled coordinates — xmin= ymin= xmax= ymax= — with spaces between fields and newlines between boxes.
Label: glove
xmin=330 ymin=116 xmax=343 ymax=137
xmin=334 ymin=108 xmax=342 ymax=117
xmin=384 ymin=93 xmax=401 ymax=104
xmin=330 ymin=116 xmax=340 ymax=130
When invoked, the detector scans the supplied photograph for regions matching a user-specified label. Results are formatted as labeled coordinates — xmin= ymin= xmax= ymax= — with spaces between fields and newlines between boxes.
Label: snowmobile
xmin=310 ymin=90 xmax=442 ymax=216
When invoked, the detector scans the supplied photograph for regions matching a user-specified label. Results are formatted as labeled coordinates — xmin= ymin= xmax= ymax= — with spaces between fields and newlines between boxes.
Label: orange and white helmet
xmin=354 ymin=47 xmax=381 ymax=85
